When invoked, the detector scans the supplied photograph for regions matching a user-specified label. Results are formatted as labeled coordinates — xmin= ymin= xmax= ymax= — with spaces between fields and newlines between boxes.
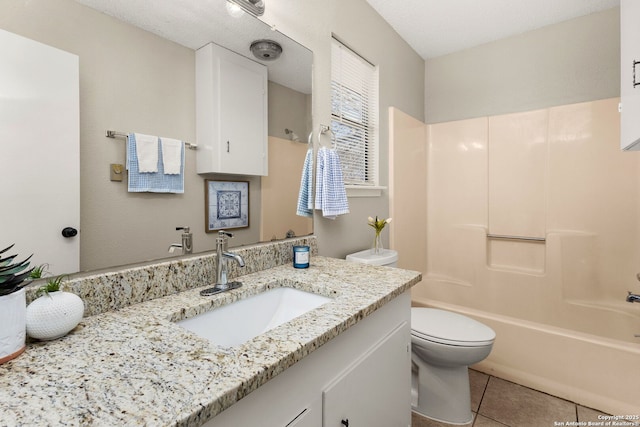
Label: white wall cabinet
xmin=203 ymin=292 xmax=411 ymax=427
xmin=620 ymin=0 xmax=640 ymax=150
xmin=196 ymin=42 xmax=268 ymax=175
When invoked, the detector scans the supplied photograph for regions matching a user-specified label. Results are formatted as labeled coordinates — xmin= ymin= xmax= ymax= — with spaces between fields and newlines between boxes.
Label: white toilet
xmin=345 ymin=248 xmax=495 ymax=425
xmin=345 ymin=248 xmax=398 ymax=267
xmin=411 ymin=308 xmax=495 ymax=424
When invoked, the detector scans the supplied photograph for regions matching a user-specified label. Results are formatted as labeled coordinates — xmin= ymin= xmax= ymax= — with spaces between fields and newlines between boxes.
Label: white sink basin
xmin=177 ymin=287 xmax=332 ymax=347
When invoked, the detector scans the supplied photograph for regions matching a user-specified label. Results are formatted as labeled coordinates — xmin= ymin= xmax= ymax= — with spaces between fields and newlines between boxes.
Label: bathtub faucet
xmin=626 ymin=292 xmax=640 ymax=303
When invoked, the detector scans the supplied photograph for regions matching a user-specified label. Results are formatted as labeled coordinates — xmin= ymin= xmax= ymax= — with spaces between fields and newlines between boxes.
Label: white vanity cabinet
xmin=620 ymin=0 xmax=640 ymax=150
xmin=203 ymin=292 xmax=411 ymax=427
xmin=322 ymin=323 xmax=409 ymax=427
xmin=196 ymin=43 xmax=268 ymax=175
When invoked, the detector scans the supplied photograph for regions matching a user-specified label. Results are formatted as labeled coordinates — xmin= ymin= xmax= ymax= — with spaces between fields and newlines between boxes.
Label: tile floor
xmin=412 ymin=370 xmax=609 ymax=427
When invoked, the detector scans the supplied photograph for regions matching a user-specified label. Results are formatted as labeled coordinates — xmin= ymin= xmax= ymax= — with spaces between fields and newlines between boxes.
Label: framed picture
xmin=205 ymin=180 xmax=249 ymax=232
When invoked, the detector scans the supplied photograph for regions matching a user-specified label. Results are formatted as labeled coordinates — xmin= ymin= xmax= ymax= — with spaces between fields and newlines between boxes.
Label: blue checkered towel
xmin=314 ymin=147 xmax=349 ymax=219
xmin=126 ymin=133 xmax=184 ymax=193
xmin=296 ymin=148 xmax=314 ymax=217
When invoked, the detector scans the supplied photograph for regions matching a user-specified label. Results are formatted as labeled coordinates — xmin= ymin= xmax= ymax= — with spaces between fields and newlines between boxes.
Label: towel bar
xmin=487 ymin=234 xmax=546 ymax=242
xmin=106 ymin=130 xmax=197 ymax=150
xmin=318 ymin=124 xmax=336 ymax=148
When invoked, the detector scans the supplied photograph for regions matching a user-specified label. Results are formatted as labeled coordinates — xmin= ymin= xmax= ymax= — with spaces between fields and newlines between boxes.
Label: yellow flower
xmin=368 ymin=216 xmax=392 ymax=234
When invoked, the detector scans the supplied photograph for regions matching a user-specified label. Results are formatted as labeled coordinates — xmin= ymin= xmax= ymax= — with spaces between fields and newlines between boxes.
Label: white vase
xmin=0 ymin=288 xmax=26 ymax=364
xmin=26 ymin=291 xmax=84 ymax=341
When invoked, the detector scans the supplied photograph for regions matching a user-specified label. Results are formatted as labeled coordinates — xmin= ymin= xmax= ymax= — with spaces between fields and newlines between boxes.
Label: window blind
xmin=331 ymin=38 xmax=379 ymax=186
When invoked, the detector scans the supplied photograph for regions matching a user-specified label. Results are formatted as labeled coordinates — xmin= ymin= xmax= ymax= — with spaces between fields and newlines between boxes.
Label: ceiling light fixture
xmin=227 ymin=0 xmax=265 ymax=17
xmin=250 ymin=39 xmax=282 ymax=61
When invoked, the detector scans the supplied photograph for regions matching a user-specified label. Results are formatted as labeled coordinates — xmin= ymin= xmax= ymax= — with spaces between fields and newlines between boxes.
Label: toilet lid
xmin=411 ymin=308 xmax=495 ymax=346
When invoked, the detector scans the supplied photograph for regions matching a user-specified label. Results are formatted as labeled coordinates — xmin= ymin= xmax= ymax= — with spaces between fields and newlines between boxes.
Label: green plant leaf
xmin=0 ymin=244 xmax=15 ymax=255
xmin=0 ymin=256 xmax=32 ymax=277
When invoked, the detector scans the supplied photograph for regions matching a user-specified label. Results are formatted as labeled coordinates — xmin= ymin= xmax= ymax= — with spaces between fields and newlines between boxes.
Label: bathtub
xmin=392 ymin=98 xmax=640 ymax=414
xmin=413 ymin=298 xmax=640 ymax=415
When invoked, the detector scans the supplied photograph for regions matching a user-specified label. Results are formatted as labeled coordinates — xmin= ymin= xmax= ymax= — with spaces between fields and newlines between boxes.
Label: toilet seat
xmin=411 ymin=308 xmax=495 ymax=347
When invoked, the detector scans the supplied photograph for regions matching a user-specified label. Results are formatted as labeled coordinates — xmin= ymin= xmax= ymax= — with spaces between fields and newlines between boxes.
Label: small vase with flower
xmin=367 ymin=216 xmax=392 ymax=255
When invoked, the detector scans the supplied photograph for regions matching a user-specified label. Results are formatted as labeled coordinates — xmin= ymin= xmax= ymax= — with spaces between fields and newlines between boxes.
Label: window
xmin=331 ymin=37 xmax=379 ymax=187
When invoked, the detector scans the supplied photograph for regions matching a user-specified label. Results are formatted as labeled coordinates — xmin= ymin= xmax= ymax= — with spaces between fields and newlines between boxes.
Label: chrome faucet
xmin=200 ymin=230 xmax=245 ymax=296
xmin=169 ymin=226 xmax=193 ymax=255
xmin=627 ymin=292 xmax=640 ymax=303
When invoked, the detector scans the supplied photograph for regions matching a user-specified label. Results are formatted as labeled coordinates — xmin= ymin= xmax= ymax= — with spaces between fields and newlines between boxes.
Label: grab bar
xmin=487 ymin=234 xmax=546 ymax=242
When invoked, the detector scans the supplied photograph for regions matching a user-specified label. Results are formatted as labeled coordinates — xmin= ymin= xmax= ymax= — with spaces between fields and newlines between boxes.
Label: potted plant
xmin=26 ymin=274 xmax=84 ymax=341
xmin=0 ymin=244 xmax=33 ymax=364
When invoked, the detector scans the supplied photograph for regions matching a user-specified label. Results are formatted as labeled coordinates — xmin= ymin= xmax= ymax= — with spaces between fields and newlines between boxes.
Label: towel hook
xmin=318 ymin=124 xmax=336 ymax=148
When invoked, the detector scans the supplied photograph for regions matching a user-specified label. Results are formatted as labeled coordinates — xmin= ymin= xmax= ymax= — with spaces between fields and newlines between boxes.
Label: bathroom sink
xmin=176 ymin=287 xmax=332 ymax=347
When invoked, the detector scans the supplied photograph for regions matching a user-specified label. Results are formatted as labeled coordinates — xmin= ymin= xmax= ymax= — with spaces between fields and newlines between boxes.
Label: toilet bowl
xmin=344 ymin=249 xmax=493 ymax=424
xmin=411 ymin=308 xmax=495 ymax=425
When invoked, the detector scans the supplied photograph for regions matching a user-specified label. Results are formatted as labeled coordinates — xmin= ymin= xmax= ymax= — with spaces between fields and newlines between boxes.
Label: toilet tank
xmin=346 ymin=249 xmax=398 ymax=267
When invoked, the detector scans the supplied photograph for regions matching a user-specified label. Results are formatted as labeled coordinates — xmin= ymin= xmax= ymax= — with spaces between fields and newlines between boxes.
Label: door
xmin=0 ymin=29 xmax=80 ymax=274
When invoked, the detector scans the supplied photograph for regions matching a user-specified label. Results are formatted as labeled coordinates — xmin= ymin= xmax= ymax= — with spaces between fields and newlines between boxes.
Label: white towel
xmin=314 ymin=147 xmax=349 ymax=219
xmin=134 ymin=133 xmax=159 ymax=173
xmin=127 ymin=133 xmax=184 ymax=193
xmin=296 ymin=148 xmax=314 ymax=217
xmin=160 ymin=137 xmax=183 ymax=175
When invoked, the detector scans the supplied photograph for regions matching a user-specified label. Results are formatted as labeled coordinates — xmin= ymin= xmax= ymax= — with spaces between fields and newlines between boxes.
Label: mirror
xmin=0 ymin=0 xmax=312 ymax=274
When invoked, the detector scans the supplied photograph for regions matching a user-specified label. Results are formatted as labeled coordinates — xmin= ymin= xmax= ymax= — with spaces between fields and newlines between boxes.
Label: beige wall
xmin=268 ymin=81 xmax=312 ymax=142
xmin=261 ymin=136 xmax=313 ymax=241
xmin=425 ymin=7 xmax=620 ymax=124
xmin=261 ymin=0 xmax=425 ymax=259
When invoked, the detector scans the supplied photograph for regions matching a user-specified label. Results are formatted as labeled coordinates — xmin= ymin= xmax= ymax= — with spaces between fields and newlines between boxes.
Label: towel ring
xmin=318 ymin=124 xmax=336 ymax=148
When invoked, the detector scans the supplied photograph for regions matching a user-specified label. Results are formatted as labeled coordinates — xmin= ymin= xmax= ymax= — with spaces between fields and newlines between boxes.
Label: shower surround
xmin=390 ymin=98 xmax=640 ymax=414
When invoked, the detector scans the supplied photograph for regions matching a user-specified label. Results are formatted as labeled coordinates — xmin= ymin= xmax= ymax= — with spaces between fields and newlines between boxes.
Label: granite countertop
xmin=0 ymin=256 xmax=421 ymax=427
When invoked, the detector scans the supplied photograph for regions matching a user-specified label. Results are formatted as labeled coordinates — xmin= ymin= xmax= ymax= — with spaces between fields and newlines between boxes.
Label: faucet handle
xmin=176 ymin=226 xmax=190 ymax=233
xmin=218 ymin=230 xmax=234 ymax=238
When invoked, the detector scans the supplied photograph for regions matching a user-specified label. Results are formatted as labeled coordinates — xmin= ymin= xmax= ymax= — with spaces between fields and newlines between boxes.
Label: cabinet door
xmin=196 ymin=43 xmax=267 ymax=175
xmin=218 ymin=54 xmax=267 ymax=175
xmin=322 ymin=322 xmax=411 ymax=427
xmin=620 ymin=0 xmax=640 ymax=150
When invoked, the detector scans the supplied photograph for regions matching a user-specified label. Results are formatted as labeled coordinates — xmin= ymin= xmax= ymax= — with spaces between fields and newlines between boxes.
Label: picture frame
xmin=205 ymin=180 xmax=249 ymax=232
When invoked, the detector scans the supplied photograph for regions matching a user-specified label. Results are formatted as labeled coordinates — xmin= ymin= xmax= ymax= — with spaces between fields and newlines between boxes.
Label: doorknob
xmin=61 ymin=227 xmax=78 ymax=238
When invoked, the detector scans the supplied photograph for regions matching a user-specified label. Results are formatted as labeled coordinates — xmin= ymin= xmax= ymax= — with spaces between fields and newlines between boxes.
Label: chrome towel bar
xmin=106 ymin=130 xmax=197 ymax=150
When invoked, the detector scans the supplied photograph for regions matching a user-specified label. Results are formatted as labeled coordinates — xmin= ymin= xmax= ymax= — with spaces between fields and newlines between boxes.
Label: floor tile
xmin=577 ymin=405 xmax=609 ymax=422
xmin=412 ymin=411 xmax=472 ymax=427
xmin=469 ymin=369 xmax=489 ymax=412
xmin=478 ymin=377 xmax=576 ymax=427
xmin=473 ymin=414 xmax=509 ymax=427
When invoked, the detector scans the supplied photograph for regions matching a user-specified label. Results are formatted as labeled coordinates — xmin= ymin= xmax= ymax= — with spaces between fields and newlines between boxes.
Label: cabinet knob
xmin=341 ymin=419 xmax=349 ymax=427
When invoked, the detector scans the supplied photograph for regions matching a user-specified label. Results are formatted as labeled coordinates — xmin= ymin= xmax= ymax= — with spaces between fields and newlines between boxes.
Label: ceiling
xmin=75 ymin=0 xmax=312 ymax=94
xmin=365 ymin=0 xmax=620 ymax=59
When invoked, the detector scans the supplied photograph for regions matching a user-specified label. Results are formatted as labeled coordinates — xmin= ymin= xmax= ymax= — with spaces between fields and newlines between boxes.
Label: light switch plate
xmin=110 ymin=163 xmax=124 ymax=182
